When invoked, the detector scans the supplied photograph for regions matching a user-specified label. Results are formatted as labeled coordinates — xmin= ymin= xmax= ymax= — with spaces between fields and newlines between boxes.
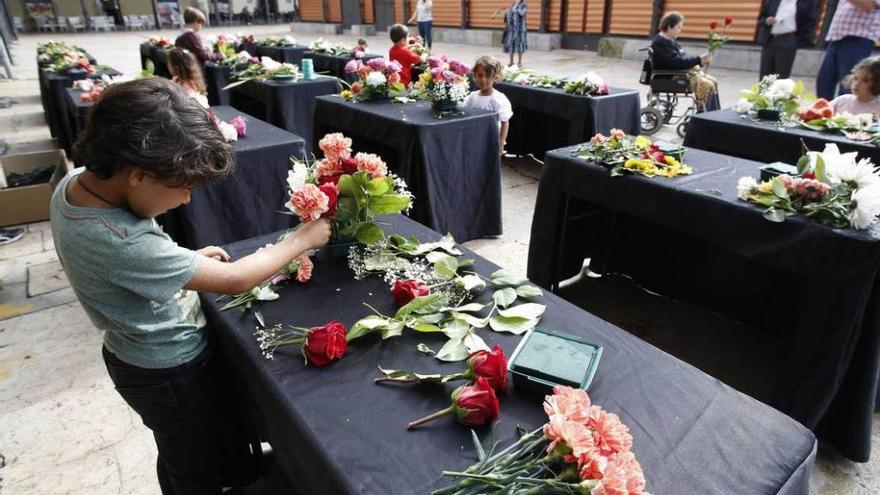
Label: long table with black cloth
xmin=527 ymin=145 xmax=880 ymax=462
xmin=200 ymin=214 xmax=816 ymax=495
xmin=255 ymin=44 xmax=309 ymax=65
xmin=139 ymin=42 xmax=172 ymax=78
xmin=204 ymin=62 xmax=234 ymax=106
xmin=158 ymin=106 xmax=304 ymax=250
xmin=229 ymin=76 xmax=342 ymax=155
xmin=684 ymin=108 xmax=880 ymax=165
xmin=41 ymin=68 xmax=119 ymax=156
xmin=312 ymin=96 xmax=502 ymax=242
xmin=64 ymin=88 xmax=92 ymax=149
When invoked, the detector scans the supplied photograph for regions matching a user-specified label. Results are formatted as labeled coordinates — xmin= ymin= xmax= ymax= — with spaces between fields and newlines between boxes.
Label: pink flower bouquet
xmin=410 ymin=55 xmax=471 ymax=110
xmin=341 ymin=57 xmax=406 ymax=102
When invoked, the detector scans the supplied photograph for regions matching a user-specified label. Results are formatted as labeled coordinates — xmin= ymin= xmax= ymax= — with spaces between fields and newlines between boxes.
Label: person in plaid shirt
xmin=816 ymin=0 xmax=880 ymax=99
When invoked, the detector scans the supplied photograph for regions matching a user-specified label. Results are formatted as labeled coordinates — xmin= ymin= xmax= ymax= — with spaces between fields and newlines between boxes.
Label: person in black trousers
xmin=757 ymin=0 xmax=818 ymax=79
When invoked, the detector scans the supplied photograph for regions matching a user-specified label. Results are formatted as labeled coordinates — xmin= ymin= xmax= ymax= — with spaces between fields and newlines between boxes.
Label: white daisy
xmin=365 ymin=71 xmax=387 ymax=88
xmin=821 ymin=144 xmax=878 ymax=188
xmin=252 ymin=284 xmax=280 ymax=301
xmin=849 ymin=183 xmax=880 ymax=229
xmin=218 ymin=121 xmax=238 ymax=142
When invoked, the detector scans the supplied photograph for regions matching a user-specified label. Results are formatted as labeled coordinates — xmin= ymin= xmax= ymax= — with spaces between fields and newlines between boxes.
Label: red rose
xmin=318 ymin=182 xmax=339 ymax=218
xmin=351 ymin=82 xmax=362 ymax=94
xmin=803 ymin=171 xmax=816 ymax=180
xmin=303 ymin=321 xmax=348 ymax=366
xmin=392 ymin=279 xmax=430 ymax=307
xmin=341 ymin=157 xmax=358 ymax=175
xmin=466 ymin=345 xmax=508 ymax=392
xmin=709 ymin=21 xmax=718 ymax=30
xmin=453 ymin=377 xmax=500 ymax=427
xmin=317 ymin=173 xmax=342 ymax=186
xmin=724 ymin=16 xmax=733 ymax=26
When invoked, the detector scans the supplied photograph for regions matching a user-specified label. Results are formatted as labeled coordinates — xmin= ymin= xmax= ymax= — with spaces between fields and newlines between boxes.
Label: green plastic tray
xmin=507 ymin=327 xmax=602 ymax=395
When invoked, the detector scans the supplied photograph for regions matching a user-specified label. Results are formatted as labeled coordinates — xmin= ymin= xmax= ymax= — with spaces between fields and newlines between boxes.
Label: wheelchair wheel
xmin=676 ymin=116 xmax=691 ymax=138
xmin=640 ymin=107 xmax=664 ymax=136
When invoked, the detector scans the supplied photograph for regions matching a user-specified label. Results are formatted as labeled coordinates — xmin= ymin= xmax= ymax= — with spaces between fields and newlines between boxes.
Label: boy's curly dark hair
xmin=390 ymin=24 xmax=409 ymax=43
xmin=854 ymin=56 xmax=880 ymax=97
xmin=74 ymin=77 xmax=234 ymax=188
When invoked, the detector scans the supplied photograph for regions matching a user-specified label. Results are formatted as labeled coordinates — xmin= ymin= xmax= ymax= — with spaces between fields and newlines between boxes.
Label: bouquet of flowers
xmin=308 ymin=37 xmax=358 ymax=57
xmin=238 ymin=33 xmax=256 ymax=45
xmin=736 ymin=75 xmax=807 ymax=118
xmin=147 ymin=36 xmax=173 ymax=48
xmin=563 ymin=72 xmax=610 ymax=96
xmin=74 ymin=79 xmax=104 ymax=102
xmin=800 ymin=100 xmax=876 ymax=137
xmin=410 ymin=55 xmax=471 ymax=111
xmin=216 ymin=49 xmax=258 ymax=67
xmin=341 ymin=57 xmax=405 ymax=102
xmin=575 ymin=130 xmax=692 ymax=178
xmin=285 ymin=132 xmax=412 ymax=244
xmin=707 ymin=17 xmax=733 ymax=55
xmin=434 ymin=386 xmax=649 ymax=495
xmin=37 ymin=40 xmax=83 ymax=55
xmin=502 ymin=65 xmax=567 ymax=88
xmin=223 ymin=57 xmax=300 ymax=89
xmin=407 ymin=36 xmax=430 ymax=58
xmin=257 ymin=35 xmax=297 ymax=47
xmin=737 ymin=143 xmax=880 ymax=228
xmin=210 ymin=112 xmax=247 ymax=142
xmin=37 ymin=41 xmax=89 ymax=66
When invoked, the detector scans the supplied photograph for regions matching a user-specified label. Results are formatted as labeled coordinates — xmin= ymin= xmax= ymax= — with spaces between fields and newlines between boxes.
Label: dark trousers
xmin=103 ymin=345 xmax=224 ymax=495
xmin=418 ymin=20 xmax=433 ymax=48
xmin=817 ymin=36 xmax=876 ymax=100
xmin=760 ymin=33 xmax=797 ymax=79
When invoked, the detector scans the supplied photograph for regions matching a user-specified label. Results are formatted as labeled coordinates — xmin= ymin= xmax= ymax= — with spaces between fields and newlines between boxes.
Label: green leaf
xmin=380 ymin=320 xmax=405 ymax=339
xmin=363 ymin=253 xmax=411 ymax=271
xmin=389 ymin=234 xmax=420 ymax=253
xmin=497 ymin=303 xmax=546 ymax=320
xmin=763 ymin=207 xmax=787 ymax=223
xmin=433 ymin=255 xmax=459 ymax=280
xmin=411 ymin=234 xmax=462 ymax=256
xmin=441 ymin=303 xmax=486 ymax=313
xmin=457 ymin=274 xmax=486 ymax=292
xmin=337 ymin=174 xmax=357 ymax=197
xmin=415 ymin=312 xmax=445 ymax=324
xmin=436 ymin=335 xmax=470 ymax=362
xmin=368 ymin=194 xmax=411 ymax=215
xmin=489 ymin=315 xmax=539 ymax=335
xmin=463 ymin=331 xmax=490 ymax=353
xmin=452 ymin=311 xmax=490 ymax=328
xmin=355 ymin=223 xmax=385 ymax=245
xmin=254 ymin=311 xmax=265 ymax=328
xmin=408 ymin=321 xmax=443 ymax=333
xmin=491 ymin=269 xmax=528 ymax=287
xmin=395 ymin=293 xmax=448 ymax=319
xmin=348 ymin=315 xmax=394 ymax=341
xmin=425 ymin=251 xmax=449 ymax=263
xmin=472 ymin=430 xmax=486 ymax=462
xmin=442 ymin=319 xmax=471 ymax=338
xmin=365 ymin=177 xmax=391 ymax=196
xmin=516 ymin=285 xmax=543 ymax=299
xmin=493 ymin=288 xmax=517 ymax=308
xmin=814 ymin=155 xmax=830 ymax=184
xmin=378 ymin=367 xmax=447 ymax=382
xmin=335 ymin=197 xmax=358 ymax=220
xmin=771 ymin=177 xmax=789 ymax=199
xmin=417 ymin=343 xmax=436 ymax=356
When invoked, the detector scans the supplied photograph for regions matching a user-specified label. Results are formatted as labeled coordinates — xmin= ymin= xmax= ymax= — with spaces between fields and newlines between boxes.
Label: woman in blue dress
xmin=503 ymin=0 xmax=528 ymax=67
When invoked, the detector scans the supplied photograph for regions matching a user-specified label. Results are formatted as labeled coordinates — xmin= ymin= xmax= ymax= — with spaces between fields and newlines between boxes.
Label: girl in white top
xmin=831 ymin=56 xmax=880 ymax=119
xmin=464 ymin=55 xmax=513 ymax=156
xmin=168 ymin=48 xmax=210 ymax=108
xmin=408 ymin=0 xmax=434 ymax=48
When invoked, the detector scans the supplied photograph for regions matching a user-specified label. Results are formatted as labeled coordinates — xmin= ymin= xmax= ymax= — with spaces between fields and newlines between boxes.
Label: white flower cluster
xmin=218 ymin=121 xmax=239 ymax=142
xmin=235 ymin=50 xmax=253 ymax=63
xmin=365 ymin=71 xmax=387 ymax=88
xmin=282 ymin=35 xmax=297 ymax=45
xmin=261 ymin=56 xmax=281 ymax=71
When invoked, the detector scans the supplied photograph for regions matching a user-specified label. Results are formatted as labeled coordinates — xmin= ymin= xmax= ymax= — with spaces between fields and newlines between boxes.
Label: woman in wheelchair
xmin=652 ymin=12 xmax=712 ymax=72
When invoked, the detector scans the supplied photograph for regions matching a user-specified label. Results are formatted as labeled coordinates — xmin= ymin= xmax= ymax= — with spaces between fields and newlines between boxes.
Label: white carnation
xmin=218 ymin=121 xmax=238 ymax=142
xmin=283 ymin=35 xmax=296 ymax=45
xmin=252 ymin=284 xmax=279 ymax=301
xmin=261 ymin=56 xmax=281 ymax=71
xmin=365 ymin=71 xmax=387 ymax=88
xmin=736 ymin=176 xmax=758 ymax=200
xmin=287 ymin=161 xmax=308 ymax=193
xmin=733 ymin=97 xmax=753 ymax=114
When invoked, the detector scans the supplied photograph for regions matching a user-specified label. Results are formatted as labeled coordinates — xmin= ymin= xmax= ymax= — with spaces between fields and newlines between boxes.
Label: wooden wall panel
xmin=328 ymin=0 xmax=342 ymax=22
xmin=586 ymin=0 xmax=605 ymax=32
xmin=299 ymin=0 xmax=324 ymax=21
xmin=609 ymin=0 xmax=652 ymax=36
xmin=363 ymin=0 xmax=374 ymax=23
xmin=664 ymin=0 xmax=762 ymax=41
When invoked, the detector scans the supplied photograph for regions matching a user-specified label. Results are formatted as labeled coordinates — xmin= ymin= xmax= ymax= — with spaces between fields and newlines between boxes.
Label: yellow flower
xmin=340 ymin=90 xmax=353 ymax=100
xmin=624 ymin=158 xmax=657 ymax=174
xmin=664 ymin=156 xmax=680 ymax=167
xmin=420 ymin=71 xmax=432 ymax=83
xmin=634 ymin=136 xmax=653 ymax=150
xmin=758 ymin=181 xmax=773 ymax=193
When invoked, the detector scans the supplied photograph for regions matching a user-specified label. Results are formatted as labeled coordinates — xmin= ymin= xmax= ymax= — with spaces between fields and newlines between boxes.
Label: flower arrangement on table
xmin=434 ymin=386 xmax=650 ymax=494
xmin=308 ymin=37 xmax=363 ymax=57
xmin=210 ymin=111 xmax=247 ymax=143
xmin=798 ymin=99 xmax=878 ymax=140
xmin=735 ymin=75 xmax=808 ymax=121
xmin=218 ymin=237 xmax=311 ymax=311
xmin=409 ymin=55 xmax=471 ymax=111
xmin=73 ymin=73 xmax=136 ymax=103
xmin=37 ymin=41 xmax=89 ymax=66
xmin=146 ymin=36 xmax=173 ymax=49
xmin=43 ymin=52 xmax=96 ymax=74
xmin=574 ymin=130 xmax=692 ymax=178
xmin=340 ymin=58 xmax=405 ymax=102
xmin=222 ymin=56 xmax=300 ymax=89
xmin=502 ymin=65 xmax=567 ymax=88
xmin=707 ymin=17 xmax=733 ymax=55
xmin=563 ymin=72 xmax=611 ymax=97
xmin=256 ymin=35 xmax=297 ymax=47
xmin=37 ymin=40 xmax=84 ymax=55
xmin=737 ymin=143 xmax=880 ymax=228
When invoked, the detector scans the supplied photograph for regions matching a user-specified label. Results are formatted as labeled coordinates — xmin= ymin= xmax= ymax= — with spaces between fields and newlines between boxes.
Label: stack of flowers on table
xmin=575 ymin=129 xmax=692 ymax=178
xmin=341 ymin=58 xmax=405 ymax=102
xmin=147 ymin=36 xmax=173 ymax=49
xmin=223 ymin=56 xmax=300 ymax=89
xmin=735 ymin=74 xmax=807 ymax=121
xmin=208 ymin=110 xmax=247 ymax=142
xmin=502 ymin=65 xmax=567 ymax=88
xmin=799 ymin=99 xmax=877 ymax=140
xmin=433 ymin=386 xmax=650 ymax=495
xmin=286 ymin=132 xmax=412 ymax=244
xmin=707 ymin=17 xmax=733 ymax=55
xmin=44 ymin=51 xmax=97 ymax=75
xmin=215 ymin=48 xmax=258 ymax=68
xmin=409 ymin=55 xmax=471 ymax=111
xmin=563 ymin=72 xmax=611 ymax=96
xmin=218 ymin=240 xmax=312 ymax=311
xmin=737 ymin=143 xmax=880 ymax=228
xmin=256 ymin=34 xmax=297 ymax=47
xmin=73 ymin=73 xmax=136 ymax=102
xmin=37 ymin=41 xmax=88 ymax=65
xmin=309 ymin=37 xmax=364 ymax=57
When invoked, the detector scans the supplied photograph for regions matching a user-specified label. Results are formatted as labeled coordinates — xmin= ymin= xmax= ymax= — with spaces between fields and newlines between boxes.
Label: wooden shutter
xmin=566 ymin=0 xmax=605 ymax=33
xmin=585 ymin=0 xmax=605 ymax=32
xmin=548 ymin=0 xmax=562 ymax=31
xmin=299 ymin=0 xmax=324 ymax=21
xmin=432 ymin=0 xmax=461 ymax=27
xmin=609 ymin=0 xmax=652 ymax=36
xmin=469 ymin=0 xmax=541 ymax=30
xmin=328 ymin=0 xmax=342 ymax=22
xmin=663 ymin=0 xmax=762 ymax=41
xmin=363 ymin=0 xmax=374 ymax=23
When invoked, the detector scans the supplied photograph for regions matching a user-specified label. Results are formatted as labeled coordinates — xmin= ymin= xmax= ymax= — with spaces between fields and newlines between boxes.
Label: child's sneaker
xmin=0 ymin=228 xmax=24 ymax=245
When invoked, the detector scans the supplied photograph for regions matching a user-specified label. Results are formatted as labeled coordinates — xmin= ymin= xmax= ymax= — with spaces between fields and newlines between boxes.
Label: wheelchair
xmin=638 ymin=47 xmax=702 ymax=138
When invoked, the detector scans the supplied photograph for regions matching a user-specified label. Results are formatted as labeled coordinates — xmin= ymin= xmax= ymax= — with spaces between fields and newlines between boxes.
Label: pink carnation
xmin=386 ymin=60 xmax=403 ymax=74
xmin=367 ymin=57 xmax=388 ymax=71
xmin=609 ymin=129 xmax=626 ymax=141
xmin=345 ymin=59 xmax=363 ymax=73
xmin=315 ymin=157 xmax=343 ymax=178
xmin=591 ymin=133 xmax=609 ymax=144
xmin=430 ymin=67 xmax=444 ymax=82
xmin=270 ymin=273 xmax=290 ymax=285
xmin=295 ymin=254 xmax=313 ymax=283
xmin=590 ymin=452 xmax=646 ymax=495
xmin=544 ymin=386 xmax=591 ymax=424
xmin=588 ymin=406 xmax=634 ymax=457
xmin=229 ymin=116 xmax=247 ymax=137
xmin=289 ymin=184 xmax=329 ymax=222
xmin=355 ymin=152 xmax=387 ymax=178
xmin=442 ymin=70 xmax=456 ymax=83
xmin=318 ymin=133 xmax=352 ymax=162
xmin=427 ymin=55 xmax=444 ymax=68
xmin=578 ymin=450 xmax=609 ymax=480
xmin=449 ymin=60 xmax=471 ymax=76
xmin=543 ymin=415 xmax=595 ymax=460
xmin=791 ymin=177 xmax=830 ymax=200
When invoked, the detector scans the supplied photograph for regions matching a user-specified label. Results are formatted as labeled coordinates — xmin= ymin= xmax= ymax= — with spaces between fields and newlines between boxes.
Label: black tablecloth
xmin=684 ymin=109 xmax=880 ymax=165
xmin=139 ymin=43 xmax=172 ymax=78
xmin=313 ymin=96 xmax=502 ymax=242
xmin=527 ymin=146 xmax=880 ymax=461
xmin=201 ymin=215 xmax=816 ymax=495
xmin=304 ymin=51 xmax=381 ymax=83
xmin=495 ymin=83 xmax=641 ymax=159
xmin=205 ymin=62 xmax=233 ymax=106
xmin=255 ymin=44 xmax=308 ymax=65
xmin=64 ymin=88 xmax=93 ymax=156
xmin=229 ymin=76 xmax=342 ymax=155
xmin=159 ymin=106 xmax=304 ymax=250
xmin=41 ymin=68 xmax=118 ymax=155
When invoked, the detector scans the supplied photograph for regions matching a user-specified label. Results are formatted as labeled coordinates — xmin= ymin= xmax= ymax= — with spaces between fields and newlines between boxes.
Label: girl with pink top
xmin=831 ymin=56 xmax=880 ymax=118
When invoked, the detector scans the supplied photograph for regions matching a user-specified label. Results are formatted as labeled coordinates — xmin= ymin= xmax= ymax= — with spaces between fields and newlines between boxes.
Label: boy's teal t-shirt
xmin=50 ymin=169 xmax=206 ymax=369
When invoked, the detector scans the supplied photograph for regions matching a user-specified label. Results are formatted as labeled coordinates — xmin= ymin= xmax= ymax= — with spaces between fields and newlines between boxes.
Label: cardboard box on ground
xmin=0 ymin=150 xmax=74 ymax=227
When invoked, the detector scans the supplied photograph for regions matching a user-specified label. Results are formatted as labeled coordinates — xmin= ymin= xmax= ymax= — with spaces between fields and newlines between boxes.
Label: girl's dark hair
xmin=473 ymin=55 xmax=504 ymax=81
xmin=854 ymin=56 xmax=880 ymax=96
xmin=659 ymin=12 xmax=684 ymax=32
xmin=74 ymin=77 xmax=234 ymax=188
xmin=168 ymin=48 xmax=207 ymax=95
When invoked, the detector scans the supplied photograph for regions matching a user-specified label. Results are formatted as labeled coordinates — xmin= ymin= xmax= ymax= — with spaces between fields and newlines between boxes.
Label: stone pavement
xmin=0 ymin=25 xmax=877 ymax=495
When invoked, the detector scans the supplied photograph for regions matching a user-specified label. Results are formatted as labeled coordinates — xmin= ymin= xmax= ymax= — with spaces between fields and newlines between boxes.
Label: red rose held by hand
xmin=392 ymin=279 xmax=430 ymax=307
xmin=724 ymin=16 xmax=733 ymax=26
xmin=709 ymin=21 xmax=718 ymax=30
xmin=453 ymin=377 xmax=501 ymax=427
xmin=467 ymin=345 xmax=509 ymax=392
xmin=318 ymin=182 xmax=339 ymax=218
xmin=303 ymin=321 xmax=348 ymax=366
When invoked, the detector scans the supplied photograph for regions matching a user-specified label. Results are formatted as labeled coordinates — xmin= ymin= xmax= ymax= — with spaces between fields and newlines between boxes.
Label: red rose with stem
xmin=302 ymin=321 xmax=348 ymax=366
xmin=375 ymin=345 xmax=509 ymax=392
xmin=709 ymin=20 xmax=718 ymax=30
xmin=407 ymin=377 xmax=500 ymax=430
xmin=724 ymin=17 xmax=733 ymax=26
xmin=318 ymin=182 xmax=339 ymax=218
xmin=392 ymin=279 xmax=431 ymax=307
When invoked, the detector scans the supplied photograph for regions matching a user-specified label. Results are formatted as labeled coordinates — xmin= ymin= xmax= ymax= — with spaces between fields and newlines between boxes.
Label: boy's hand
xmin=197 ymin=246 xmax=230 ymax=261
xmin=294 ymin=218 xmax=332 ymax=250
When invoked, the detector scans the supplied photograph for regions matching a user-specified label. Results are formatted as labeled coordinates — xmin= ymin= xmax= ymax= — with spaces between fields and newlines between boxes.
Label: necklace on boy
xmin=77 ymin=176 xmax=118 ymax=207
